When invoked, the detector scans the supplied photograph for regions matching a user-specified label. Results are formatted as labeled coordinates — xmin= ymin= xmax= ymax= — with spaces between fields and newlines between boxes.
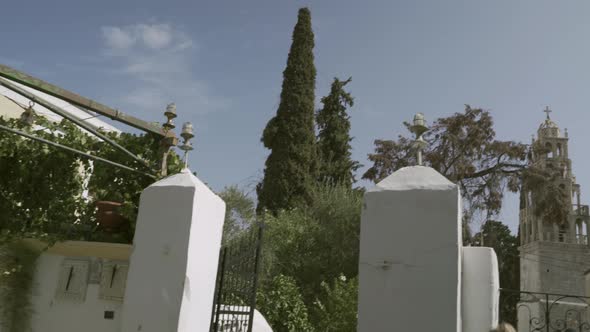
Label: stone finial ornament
xmin=163 ymin=103 xmax=177 ymax=131
xmin=409 ymin=113 xmax=429 ymax=166
xmin=179 ymin=122 xmax=194 ymax=168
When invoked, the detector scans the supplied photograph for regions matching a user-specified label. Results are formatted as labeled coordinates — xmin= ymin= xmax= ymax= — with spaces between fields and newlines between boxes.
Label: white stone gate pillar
xmin=357 ymin=166 xmax=462 ymax=332
xmin=121 ymin=169 xmax=225 ymax=332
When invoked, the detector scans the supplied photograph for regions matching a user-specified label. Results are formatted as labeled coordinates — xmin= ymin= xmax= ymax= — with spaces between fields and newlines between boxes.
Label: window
xmin=55 ymin=259 xmax=89 ymax=301
xmin=545 ymin=142 xmax=553 ymax=158
xmin=99 ymin=260 xmax=129 ymax=301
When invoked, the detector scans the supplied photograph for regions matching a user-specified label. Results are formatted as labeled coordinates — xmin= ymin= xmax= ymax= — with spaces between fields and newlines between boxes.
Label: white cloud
xmin=101 ymin=27 xmax=136 ymax=51
xmin=138 ymin=24 xmax=172 ymax=49
xmin=102 ymin=23 xmax=191 ymax=54
xmin=100 ymin=22 xmax=228 ymax=117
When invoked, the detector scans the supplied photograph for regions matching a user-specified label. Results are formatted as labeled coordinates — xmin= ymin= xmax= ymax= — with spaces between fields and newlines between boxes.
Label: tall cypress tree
xmin=257 ymin=8 xmax=317 ymax=214
xmin=316 ymin=77 xmax=359 ymax=188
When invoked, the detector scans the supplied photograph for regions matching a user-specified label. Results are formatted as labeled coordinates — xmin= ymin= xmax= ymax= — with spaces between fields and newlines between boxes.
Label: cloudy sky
xmin=3 ymin=0 xmax=590 ymax=232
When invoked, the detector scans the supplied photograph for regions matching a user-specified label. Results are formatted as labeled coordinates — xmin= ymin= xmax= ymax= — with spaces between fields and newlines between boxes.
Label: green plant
xmin=218 ymin=186 xmax=256 ymax=245
xmin=316 ymin=77 xmax=360 ymax=188
xmin=257 ymin=7 xmax=317 ymax=214
xmin=257 ymin=274 xmax=313 ymax=332
xmin=312 ymin=275 xmax=358 ymax=332
xmin=0 ymin=241 xmax=42 ymax=332
xmin=262 ymin=183 xmax=362 ymax=303
xmin=0 ymin=116 xmax=182 ymax=245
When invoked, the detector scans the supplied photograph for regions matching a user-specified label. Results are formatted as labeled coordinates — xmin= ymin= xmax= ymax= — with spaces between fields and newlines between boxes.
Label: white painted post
xmin=357 ymin=166 xmax=462 ymax=332
xmin=462 ymin=247 xmax=500 ymax=332
xmin=121 ymin=169 xmax=225 ymax=332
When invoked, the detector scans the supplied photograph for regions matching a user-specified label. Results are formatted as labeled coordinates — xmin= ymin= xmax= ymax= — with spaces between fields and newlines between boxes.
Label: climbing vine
xmin=0 ymin=241 xmax=41 ymax=332
xmin=0 ymin=115 xmax=182 ymax=327
xmin=0 ymin=116 xmax=182 ymax=244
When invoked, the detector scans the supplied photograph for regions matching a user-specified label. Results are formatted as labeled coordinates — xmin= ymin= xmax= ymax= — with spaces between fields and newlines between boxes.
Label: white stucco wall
xmin=121 ymin=169 xmax=225 ymax=332
xmin=357 ymin=166 xmax=462 ymax=332
xmin=29 ymin=254 xmax=124 ymax=332
xmin=177 ymin=172 xmax=226 ymax=332
xmin=462 ymin=247 xmax=499 ymax=332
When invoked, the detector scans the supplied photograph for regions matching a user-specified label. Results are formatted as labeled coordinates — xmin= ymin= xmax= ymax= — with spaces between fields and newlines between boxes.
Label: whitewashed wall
xmin=462 ymin=247 xmax=499 ymax=332
xmin=357 ymin=166 xmax=462 ymax=332
xmin=29 ymin=254 xmax=124 ymax=332
xmin=121 ymin=169 xmax=225 ymax=332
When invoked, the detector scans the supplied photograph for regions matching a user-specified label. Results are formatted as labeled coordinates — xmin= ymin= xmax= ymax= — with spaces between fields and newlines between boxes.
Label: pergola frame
xmin=0 ymin=64 xmax=179 ymax=176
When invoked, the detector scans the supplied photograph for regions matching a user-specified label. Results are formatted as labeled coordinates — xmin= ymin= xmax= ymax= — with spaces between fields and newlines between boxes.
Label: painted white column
xmin=121 ymin=169 xmax=225 ymax=332
xmin=357 ymin=166 xmax=462 ymax=332
xmin=462 ymin=247 xmax=499 ymax=332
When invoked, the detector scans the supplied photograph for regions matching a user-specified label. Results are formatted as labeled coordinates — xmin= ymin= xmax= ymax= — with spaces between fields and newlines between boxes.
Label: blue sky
xmin=3 ymin=0 xmax=590 ymax=233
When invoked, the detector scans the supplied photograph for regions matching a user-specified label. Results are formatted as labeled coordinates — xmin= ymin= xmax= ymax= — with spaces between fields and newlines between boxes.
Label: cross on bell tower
xmin=544 ymin=106 xmax=552 ymax=120
xmin=519 ymin=107 xmax=590 ymax=305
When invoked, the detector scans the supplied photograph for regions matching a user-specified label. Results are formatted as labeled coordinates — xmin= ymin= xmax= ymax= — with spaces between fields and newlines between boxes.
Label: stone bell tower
xmin=519 ymin=107 xmax=590 ymax=296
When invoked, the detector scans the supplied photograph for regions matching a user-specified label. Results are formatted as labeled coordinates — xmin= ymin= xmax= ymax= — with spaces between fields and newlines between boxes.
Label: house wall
xmin=29 ymin=254 xmax=124 ymax=332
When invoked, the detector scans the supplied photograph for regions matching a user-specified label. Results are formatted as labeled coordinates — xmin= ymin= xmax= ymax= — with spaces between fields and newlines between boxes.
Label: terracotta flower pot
xmin=96 ymin=201 xmax=127 ymax=232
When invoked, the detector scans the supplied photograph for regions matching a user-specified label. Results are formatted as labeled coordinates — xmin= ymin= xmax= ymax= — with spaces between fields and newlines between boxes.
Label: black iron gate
xmin=210 ymin=224 xmax=264 ymax=332
xmin=500 ymin=288 xmax=590 ymax=331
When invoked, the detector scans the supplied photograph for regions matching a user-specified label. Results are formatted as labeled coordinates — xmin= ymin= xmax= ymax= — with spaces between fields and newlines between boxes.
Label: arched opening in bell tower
xmin=546 ymin=142 xmax=554 ymax=158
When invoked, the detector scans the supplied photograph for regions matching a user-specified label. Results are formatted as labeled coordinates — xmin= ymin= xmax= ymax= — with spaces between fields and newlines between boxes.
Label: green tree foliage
xmin=0 ymin=116 xmax=181 ymax=245
xmin=363 ymin=106 xmax=568 ymax=233
xmin=0 ymin=117 xmax=92 ymax=243
xmin=257 ymin=274 xmax=313 ymax=332
xmin=257 ymin=7 xmax=317 ymax=214
xmin=472 ymin=220 xmax=519 ymax=325
xmin=259 ymin=183 xmax=362 ymax=330
xmin=218 ymin=186 xmax=256 ymax=244
xmin=521 ymin=144 xmax=570 ymax=226
xmin=316 ymin=77 xmax=360 ymax=188
xmin=0 ymin=241 xmax=41 ymax=332
xmin=312 ymin=275 xmax=358 ymax=332
xmin=88 ymin=131 xmax=182 ymax=242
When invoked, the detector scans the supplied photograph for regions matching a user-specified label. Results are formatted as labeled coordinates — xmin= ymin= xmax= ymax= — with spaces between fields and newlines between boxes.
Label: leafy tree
xmin=87 ymin=131 xmax=182 ymax=242
xmin=0 ymin=116 xmax=181 ymax=245
xmin=259 ymin=182 xmax=362 ymax=330
xmin=0 ymin=117 xmax=91 ymax=244
xmin=257 ymin=7 xmax=317 ymax=214
xmin=257 ymin=274 xmax=313 ymax=332
xmin=363 ymin=105 xmax=568 ymax=233
xmin=262 ymin=183 xmax=361 ymax=302
xmin=472 ymin=220 xmax=519 ymax=325
xmin=520 ymin=156 xmax=569 ymax=227
xmin=218 ymin=186 xmax=256 ymax=244
xmin=312 ymin=275 xmax=358 ymax=332
xmin=0 ymin=241 xmax=41 ymax=332
xmin=316 ymin=77 xmax=360 ymax=188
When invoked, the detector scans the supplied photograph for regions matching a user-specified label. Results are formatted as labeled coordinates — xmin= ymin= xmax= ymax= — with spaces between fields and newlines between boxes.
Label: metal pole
xmin=0 ymin=77 xmax=154 ymax=171
xmin=0 ymin=124 xmax=156 ymax=179
xmin=247 ymin=223 xmax=264 ymax=332
xmin=211 ymin=248 xmax=228 ymax=332
xmin=0 ymin=64 xmax=170 ymax=137
xmin=546 ymin=293 xmax=550 ymax=332
xmin=417 ymin=149 xmax=423 ymax=166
